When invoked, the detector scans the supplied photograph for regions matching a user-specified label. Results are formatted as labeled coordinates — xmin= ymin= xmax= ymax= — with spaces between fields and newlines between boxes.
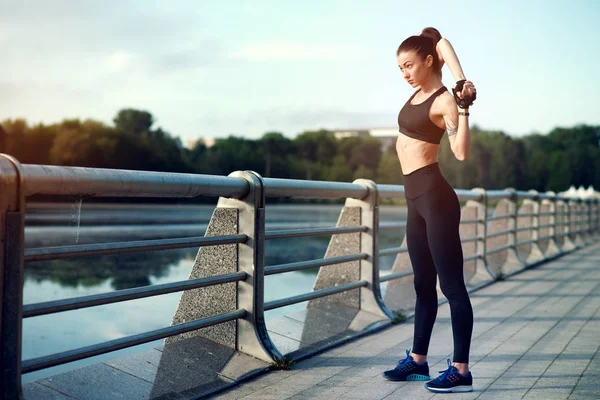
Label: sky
xmin=2 ymin=0 xmax=599 ymax=145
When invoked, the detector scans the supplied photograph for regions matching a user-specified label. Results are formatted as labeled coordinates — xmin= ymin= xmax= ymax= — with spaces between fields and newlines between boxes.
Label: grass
xmin=270 ymin=355 xmax=295 ymax=370
xmin=391 ymin=311 xmax=407 ymax=324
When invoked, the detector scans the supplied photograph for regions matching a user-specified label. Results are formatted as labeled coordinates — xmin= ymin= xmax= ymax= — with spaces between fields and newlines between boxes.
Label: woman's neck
xmin=419 ymin=75 xmax=443 ymax=94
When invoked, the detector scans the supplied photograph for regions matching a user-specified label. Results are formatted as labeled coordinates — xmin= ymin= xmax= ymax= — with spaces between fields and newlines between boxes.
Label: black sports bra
xmin=397 ymin=86 xmax=447 ymax=144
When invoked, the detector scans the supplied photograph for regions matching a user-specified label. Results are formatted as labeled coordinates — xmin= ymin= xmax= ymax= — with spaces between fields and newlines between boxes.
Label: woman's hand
xmin=455 ymin=80 xmax=476 ymax=99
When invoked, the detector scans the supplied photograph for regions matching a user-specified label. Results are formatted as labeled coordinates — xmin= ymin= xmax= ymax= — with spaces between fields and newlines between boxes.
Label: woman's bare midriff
xmin=396 ymin=134 xmax=439 ymax=175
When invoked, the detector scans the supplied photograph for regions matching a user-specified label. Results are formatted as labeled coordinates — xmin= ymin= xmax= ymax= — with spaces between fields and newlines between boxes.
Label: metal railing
xmin=0 ymin=156 xmax=599 ymax=399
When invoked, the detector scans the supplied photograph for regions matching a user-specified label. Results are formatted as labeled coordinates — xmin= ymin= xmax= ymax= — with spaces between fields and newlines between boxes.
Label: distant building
xmin=331 ymin=129 xmax=370 ymax=140
xmin=559 ymin=185 xmax=600 ymax=199
xmin=186 ymin=137 xmax=215 ymax=149
xmin=330 ymin=127 xmax=398 ymax=152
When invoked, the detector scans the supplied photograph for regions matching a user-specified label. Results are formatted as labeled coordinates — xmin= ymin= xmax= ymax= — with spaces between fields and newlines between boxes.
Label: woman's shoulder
xmin=432 ymin=90 xmax=456 ymax=114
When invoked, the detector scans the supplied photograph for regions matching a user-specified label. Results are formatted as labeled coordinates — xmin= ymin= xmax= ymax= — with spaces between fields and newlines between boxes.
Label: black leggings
xmin=403 ymin=162 xmax=473 ymax=363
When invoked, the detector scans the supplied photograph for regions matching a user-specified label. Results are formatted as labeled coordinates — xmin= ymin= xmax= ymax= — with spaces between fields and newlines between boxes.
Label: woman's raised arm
xmin=436 ymin=38 xmax=466 ymax=82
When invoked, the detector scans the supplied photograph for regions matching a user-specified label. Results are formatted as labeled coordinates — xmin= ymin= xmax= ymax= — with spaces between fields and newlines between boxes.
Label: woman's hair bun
xmin=420 ymin=27 xmax=442 ymax=45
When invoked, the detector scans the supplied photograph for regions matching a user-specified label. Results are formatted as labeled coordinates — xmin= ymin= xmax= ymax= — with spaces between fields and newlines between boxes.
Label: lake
xmin=21 ymin=202 xmax=408 ymax=383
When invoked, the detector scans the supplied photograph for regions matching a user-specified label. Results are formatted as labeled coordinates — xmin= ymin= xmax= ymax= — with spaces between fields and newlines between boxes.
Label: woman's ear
xmin=425 ymin=54 xmax=434 ymax=68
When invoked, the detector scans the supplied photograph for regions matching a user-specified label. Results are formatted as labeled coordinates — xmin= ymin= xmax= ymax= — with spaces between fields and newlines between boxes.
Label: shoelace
xmin=396 ymin=349 xmax=413 ymax=368
xmin=436 ymin=359 xmax=456 ymax=381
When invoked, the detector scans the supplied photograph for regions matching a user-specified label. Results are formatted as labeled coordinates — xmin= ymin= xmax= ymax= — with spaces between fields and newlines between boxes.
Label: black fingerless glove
xmin=452 ymin=79 xmax=476 ymax=109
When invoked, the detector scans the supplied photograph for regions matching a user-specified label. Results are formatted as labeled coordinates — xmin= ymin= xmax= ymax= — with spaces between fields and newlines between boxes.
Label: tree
xmin=353 ymin=164 xmax=376 ymax=181
xmin=348 ymin=137 xmax=382 ymax=172
xmin=49 ymin=120 xmax=119 ymax=167
xmin=0 ymin=124 xmax=6 ymax=153
xmin=2 ymin=119 xmax=27 ymax=160
xmin=294 ymin=130 xmax=337 ymax=180
xmin=113 ymin=109 xmax=154 ymax=136
xmin=376 ymin=151 xmax=404 ymax=185
xmin=327 ymin=155 xmax=354 ymax=182
xmin=259 ymin=132 xmax=292 ymax=177
xmin=22 ymin=123 xmax=59 ymax=165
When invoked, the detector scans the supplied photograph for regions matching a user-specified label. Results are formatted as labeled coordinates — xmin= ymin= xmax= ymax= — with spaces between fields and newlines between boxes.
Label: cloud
xmin=247 ymin=108 xmax=394 ymax=130
xmin=148 ymin=38 xmax=225 ymax=73
xmin=231 ymin=41 xmax=354 ymax=62
xmin=188 ymin=108 xmax=395 ymax=138
xmin=106 ymin=51 xmax=135 ymax=72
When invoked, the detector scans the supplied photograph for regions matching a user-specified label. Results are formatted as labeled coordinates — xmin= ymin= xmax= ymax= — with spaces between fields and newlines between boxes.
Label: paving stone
xmin=36 ymin=363 xmax=155 ymax=400
xmin=22 ymin=382 xmax=76 ymax=400
xmin=196 ymin=243 xmax=600 ymax=399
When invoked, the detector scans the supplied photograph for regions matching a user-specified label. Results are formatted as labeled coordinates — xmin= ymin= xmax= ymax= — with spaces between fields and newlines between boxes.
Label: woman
xmin=381 ymin=27 xmax=477 ymax=394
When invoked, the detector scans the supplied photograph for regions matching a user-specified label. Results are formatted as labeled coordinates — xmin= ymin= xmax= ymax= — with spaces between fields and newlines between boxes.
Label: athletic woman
xmin=381 ymin=27 xmax=477 ymax=393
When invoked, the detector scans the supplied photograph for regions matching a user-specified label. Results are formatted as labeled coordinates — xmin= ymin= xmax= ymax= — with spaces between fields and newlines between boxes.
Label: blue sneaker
xmin=424 ymin=359 xmax=473 ymax=393
xmin=382 ymin=349 xmax=430 ymax=381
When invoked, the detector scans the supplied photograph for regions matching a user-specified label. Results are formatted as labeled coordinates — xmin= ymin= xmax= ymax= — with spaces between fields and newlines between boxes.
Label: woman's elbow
xmin=453 ymin=149 xmax=469 ymax=162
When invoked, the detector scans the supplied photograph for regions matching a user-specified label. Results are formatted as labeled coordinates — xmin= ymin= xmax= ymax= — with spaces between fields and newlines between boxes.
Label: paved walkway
xmin=212 ymin=242 xmax=600 ymax=400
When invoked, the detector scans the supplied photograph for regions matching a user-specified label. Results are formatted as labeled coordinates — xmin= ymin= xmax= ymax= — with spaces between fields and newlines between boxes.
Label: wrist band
xmin=453 ymin=80 xmax=476 ymax=109
xmin=459 ymin=111 xmax=470 ymax=116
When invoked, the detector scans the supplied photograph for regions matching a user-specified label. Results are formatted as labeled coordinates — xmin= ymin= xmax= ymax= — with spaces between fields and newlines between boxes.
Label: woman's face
xmin=397 ymin=50 xmax=432 ymax=88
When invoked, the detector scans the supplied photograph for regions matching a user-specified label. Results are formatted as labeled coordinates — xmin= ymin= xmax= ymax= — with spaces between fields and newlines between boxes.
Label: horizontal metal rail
xmin=517 ymin=212 xmax=536 ymax=218
xmin=515 ymin=190 xmax=537 ymax=199
xmin=463 ymin=254 xmax=483 ymax=262
xmin=21 ymin=309 xmax=246 ymax=373
xmin=24 ymin=234 xmax=248 ymax=261
xmin=22 ymin=272 xmax=248 ymax=318
xmin=461 ymin=236 xmax=480 ymax=244
xmin=538 ymin=234 xmax=554 ymax=241
xmin=379 ymin=246 xmax=408 ymax=257
xmin=461 ymin=218 xmax=482 ymax=225
xmin=539 ymin=211 xmax=555 ymax=216
xmin=455 ymin=189 xmax=483 ymax=201
xmin=486 ymin=244 xmax=512 ymax=255
xmin=263 ymin=178 xmax=367 ymax=199
xmin=538 ymin=223 xmax=554 ymax=229
xmin=488 ymin=214 xmax=513 ymax=222
xmin=486 ymin=190 xmax=513 ymax=199
xmin=516 ymin=226 xmax=534 ymax=232
xmin=264 ymin=281 xmax=368 ymax=311
xmin=516 ymin=239 xmax=534 ymax=247
xmin=378 ymin=184 xmax=405 ymax=199
xmin=21 ymin=165 xmax=249 ymax=199
xmin=264 ymin=253 xmax=368 ymax=276
xmin=379 ymin=270 xmax=414 ymax=282
xmin=265 ymin=226 xmax=367 ymax=240
xmin=464 ymin=254 xmax=482 ymax=262
xmin=378 ymin=222 xmax=406 ymax=231
xmin=486 ymin=229 xmax=513 ymax=239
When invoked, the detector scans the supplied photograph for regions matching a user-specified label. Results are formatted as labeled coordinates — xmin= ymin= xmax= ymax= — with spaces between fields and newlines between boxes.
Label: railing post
xmin=470 ymin=188 xmax=494 ymax=280
xmin=594 ymin=199 xmax=600 ymax=240
xmin=586 ymin=199 xmax=595 ymax=244
xmin=220 ymin=170 xmax=280 ymax=362
xmin=524 ymin=190 xmax=546 ymax=264
xmin=348 ymin=179 xmax=393 ymax=318
xmin=558 ymin=197 xmax=576 ymax=252
xmin=541 ymin=191 xmax=562 ymax=257
xmin=596 ymin=198 xmax=600 ymax=239
xmin=0 ymin=155 xmax=25 ymax=400
xmin=568 ymin=198 xmax=583 ymax=248
xmin=505 ymin=188 xmax=527 ymax=269
xmin=580 ymin=199 xmax=590 ymax=245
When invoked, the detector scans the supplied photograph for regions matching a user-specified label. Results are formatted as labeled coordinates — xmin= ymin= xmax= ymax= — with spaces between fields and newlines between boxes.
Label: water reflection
xmin=25 ymin=250 xmax=195 ymax=291
xmin=21 ymin=203 xmax=407 ymax=383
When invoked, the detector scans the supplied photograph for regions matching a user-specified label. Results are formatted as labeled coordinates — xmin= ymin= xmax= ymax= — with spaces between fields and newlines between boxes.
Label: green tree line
xmin=2 ymin=109 xmax=599 ymax=192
